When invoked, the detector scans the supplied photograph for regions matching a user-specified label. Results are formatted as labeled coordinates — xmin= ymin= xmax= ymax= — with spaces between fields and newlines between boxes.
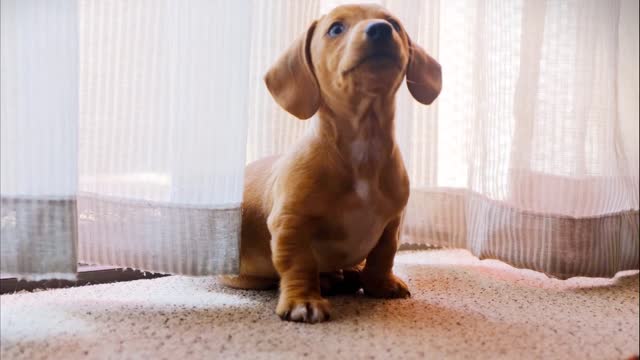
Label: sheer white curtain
xmin=76 ymin=0 xmax=251 ymax=276
xmin=2 ymin=0 xmax=638 ymax=280
xmin=2 ymin=0 xmax=251 ymax=279
xmin=399 ymin=0 xmax=639 ymax=278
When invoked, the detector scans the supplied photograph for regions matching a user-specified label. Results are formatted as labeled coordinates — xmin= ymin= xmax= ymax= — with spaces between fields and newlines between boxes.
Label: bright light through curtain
xmin=1 ymin=0 xmax=251 ymax=279
xmin=245 ymin=0 xmax=639 ymax=279
xmin=1 ymin=0 xmax=638 ymax=280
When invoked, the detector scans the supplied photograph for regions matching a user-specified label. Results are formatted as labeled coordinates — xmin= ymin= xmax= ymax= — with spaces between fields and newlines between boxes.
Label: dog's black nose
xmin=365 ymin=21 xmax=392 ymax=42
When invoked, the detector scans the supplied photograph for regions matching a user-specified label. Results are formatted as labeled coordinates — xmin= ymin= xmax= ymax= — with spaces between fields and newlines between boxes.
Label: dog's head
xmin=265 ymin=4 xmax=442 ymax=120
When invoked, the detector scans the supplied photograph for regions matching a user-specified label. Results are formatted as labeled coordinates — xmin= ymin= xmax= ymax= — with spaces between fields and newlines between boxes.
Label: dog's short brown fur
xmin=221 ymin=4 xmax=441 ymax=323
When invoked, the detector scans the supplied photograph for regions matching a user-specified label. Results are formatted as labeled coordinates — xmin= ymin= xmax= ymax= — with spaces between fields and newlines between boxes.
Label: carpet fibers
xmin=1 ymin=250 xmax=638 ymax=360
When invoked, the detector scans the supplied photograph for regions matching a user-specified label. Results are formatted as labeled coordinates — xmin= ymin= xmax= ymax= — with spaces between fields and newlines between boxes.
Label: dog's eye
xmin=328 ymin=22 xmax=345 ymax=37
xmin=388 ymin=19 xmax=401 ymax=32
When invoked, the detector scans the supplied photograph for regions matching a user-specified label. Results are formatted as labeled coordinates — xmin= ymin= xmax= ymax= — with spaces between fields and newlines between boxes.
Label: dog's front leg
xmin=269 ymin=215 xmax=330 ymax=323
xmin=361 ymin=216 xmax=411 ymax=298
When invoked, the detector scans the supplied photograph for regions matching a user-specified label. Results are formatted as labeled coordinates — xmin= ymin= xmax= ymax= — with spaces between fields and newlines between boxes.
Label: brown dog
xmin=221 ymin=4 xmax=441 ymax=323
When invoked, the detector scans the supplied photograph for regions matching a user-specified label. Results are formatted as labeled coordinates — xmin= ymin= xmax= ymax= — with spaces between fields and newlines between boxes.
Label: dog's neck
xmin=314 ymin=95 xmax=397 ymax=177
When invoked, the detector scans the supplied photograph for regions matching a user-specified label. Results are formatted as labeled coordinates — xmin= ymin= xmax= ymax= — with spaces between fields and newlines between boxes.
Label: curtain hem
xmin=402 ymin=189 xmax=639 ymax=279
xmin=77 ymin=194 xmax=240 ymax=276
xmin=1 ymin=197 xmax=78 ymax=280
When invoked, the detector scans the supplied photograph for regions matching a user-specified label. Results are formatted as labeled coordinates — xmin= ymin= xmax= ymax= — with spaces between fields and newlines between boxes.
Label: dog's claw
xmin=279 ymin=310 xmax=291 ymax=320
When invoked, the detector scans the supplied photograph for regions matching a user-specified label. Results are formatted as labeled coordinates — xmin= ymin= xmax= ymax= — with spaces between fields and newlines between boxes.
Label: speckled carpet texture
xmin=1 ymin=250 xmax=638 ymax=360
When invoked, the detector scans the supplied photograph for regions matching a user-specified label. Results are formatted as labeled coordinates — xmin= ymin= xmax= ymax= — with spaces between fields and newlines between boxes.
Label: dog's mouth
xmin=362 ymin=52 xmax=398 ymax=64
xmin=343 ymin=50 xmax=401 ymax=74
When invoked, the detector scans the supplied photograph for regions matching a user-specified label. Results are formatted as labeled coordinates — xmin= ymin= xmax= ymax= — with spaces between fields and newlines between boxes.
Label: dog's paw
xmin=276 ymin=295 xmax=331 ymax=323
xmin=362 ymin=274 xmax=410 ymax=299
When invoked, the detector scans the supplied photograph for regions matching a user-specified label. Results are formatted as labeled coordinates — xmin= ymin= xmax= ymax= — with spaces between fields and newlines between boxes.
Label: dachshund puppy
xmin=222 ymin=4 xmax=441 ymax=323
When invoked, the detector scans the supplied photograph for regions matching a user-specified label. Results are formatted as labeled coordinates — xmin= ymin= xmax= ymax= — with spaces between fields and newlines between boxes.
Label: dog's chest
xmin=315 ymin=177 xmax=390 ymax=270
xmin=340 ymin=183 xmax=386 ymax=263
xmin=314 ymin=134 xmax=403 ymax=270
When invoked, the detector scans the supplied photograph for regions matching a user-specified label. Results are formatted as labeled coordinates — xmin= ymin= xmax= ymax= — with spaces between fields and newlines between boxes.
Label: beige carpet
xmin=1 ymin=250 xmax=638 ymax=360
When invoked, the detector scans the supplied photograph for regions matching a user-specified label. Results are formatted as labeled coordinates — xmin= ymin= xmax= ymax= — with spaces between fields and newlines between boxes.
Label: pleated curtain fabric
xmin=1 ymin=0 xmax=638 ymax=280
xmin=76 ymin=0 xmax=252 ymax=276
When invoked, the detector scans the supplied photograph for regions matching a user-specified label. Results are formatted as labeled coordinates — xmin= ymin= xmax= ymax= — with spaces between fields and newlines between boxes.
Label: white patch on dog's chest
xmin=354 ymin=179 xmax=369 ymax=200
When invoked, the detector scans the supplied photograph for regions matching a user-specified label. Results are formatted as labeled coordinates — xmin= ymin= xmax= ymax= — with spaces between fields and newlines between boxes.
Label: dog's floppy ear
xmin=264 ymin=21 xmax=320 ymax=120
xmin=406 ymin=39 xmax=442 ymax=105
